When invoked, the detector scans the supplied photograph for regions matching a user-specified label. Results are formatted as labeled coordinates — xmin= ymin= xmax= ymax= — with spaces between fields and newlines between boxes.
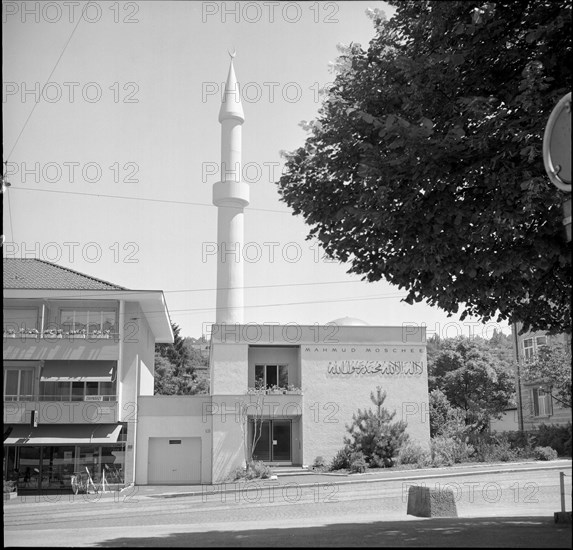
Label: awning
xmin=41 ymin=361 xmax=115 ymax=382
xmin=3 ymin=424 xmax=123 ymax=445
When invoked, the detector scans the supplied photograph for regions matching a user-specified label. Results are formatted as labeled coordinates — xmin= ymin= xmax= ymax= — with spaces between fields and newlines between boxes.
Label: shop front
xmin=3 ymin=423 xmax=126 ymax=492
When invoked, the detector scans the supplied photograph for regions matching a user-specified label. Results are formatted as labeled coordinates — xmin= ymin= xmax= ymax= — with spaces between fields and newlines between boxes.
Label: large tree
xmin=428 ymin=338 xmax=516 ymax=430
xmin=277 ymin=1 xmax=571 ymax=334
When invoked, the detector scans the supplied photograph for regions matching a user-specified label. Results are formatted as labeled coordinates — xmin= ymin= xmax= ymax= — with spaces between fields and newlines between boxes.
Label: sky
xmin=2 ymin=0 xmax=512 ymax=340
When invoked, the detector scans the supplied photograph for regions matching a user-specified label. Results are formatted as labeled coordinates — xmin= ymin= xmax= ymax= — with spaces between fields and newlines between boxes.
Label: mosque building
xmin=135 ymin=56 xmax=430 ymax=485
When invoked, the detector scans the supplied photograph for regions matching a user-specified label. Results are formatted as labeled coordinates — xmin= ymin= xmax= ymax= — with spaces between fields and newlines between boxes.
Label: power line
xmin=6 ymin=3 xmax=89 ymax=163
xmin=164 ymin=280 xmax=377 ymax=294
xmin=10 ymin=186 xmax=294 ymax=215
xmin=162 ymin=292 xmax=409 ymax=317
xmin=4 ymin=278 xmax=404 ymax=300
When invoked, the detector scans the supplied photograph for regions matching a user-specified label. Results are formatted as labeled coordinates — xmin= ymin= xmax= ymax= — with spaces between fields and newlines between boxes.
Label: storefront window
xmin=4 ymin=440 xmax=126 ymax=491
xmin=4 ymin=446 xmax=18 ymax=482
xmin=17 ymin=447 xmax=42 ymax=489
xmin=101 ymin=445 xmax=125 ymax=485
xmin=41 ymin=446 xmax=75 ymax=490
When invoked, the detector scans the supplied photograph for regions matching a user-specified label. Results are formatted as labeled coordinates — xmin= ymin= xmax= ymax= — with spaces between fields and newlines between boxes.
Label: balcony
xmin=3 ymin=333 xmax=120 ymax=361
xmin=211 ymin=391 xmax=304 ymax=418
xmin=4 ymin=399 xmax=120 ymax=424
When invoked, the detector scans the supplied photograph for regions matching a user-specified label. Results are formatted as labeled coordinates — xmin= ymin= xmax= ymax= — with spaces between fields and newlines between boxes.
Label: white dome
xmin=328 ymin=316 xmax=370 ymax=326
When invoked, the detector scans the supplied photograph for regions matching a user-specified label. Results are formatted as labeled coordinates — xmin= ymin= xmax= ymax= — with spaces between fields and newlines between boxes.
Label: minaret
xmin=213 ymin=52 xmax=249 ymax=324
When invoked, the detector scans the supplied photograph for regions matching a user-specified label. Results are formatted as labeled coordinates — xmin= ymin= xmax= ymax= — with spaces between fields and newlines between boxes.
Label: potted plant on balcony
xmin=19 ymin=328 xmax=39 ymax=338
xmin=43 ymin=328 xmax=64 ymax=339
xmin=90 ymin=329 xmax=111 ymax=339
xmin=286 ymin=384 xmax=302 ymax=395
xmin=69 ymin=329 xmax=87 ymax=339
xmin=3 ymin=329 xmax=16 ymax=338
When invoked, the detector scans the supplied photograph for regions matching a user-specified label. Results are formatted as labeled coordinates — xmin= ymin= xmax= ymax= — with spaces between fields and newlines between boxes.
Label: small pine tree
xmin=344 ymin=386 xmax=409 ymax=468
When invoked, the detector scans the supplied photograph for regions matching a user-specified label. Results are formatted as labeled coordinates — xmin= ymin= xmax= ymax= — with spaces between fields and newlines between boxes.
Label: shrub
xmin=500 ymin=430 xmax=535 ymax=451
xmin=345 ymin=387 xmax=409 ymax=468
xmin=312 ymin=456 xmax=327 ymax=470
xmin=349 ymin=451 xmax=367 ymax=473
xmin=431 ymin=436 xmax=456 ymax=467
xmin=3 ymin=480 xmax=16 ymax=493
xmin=429 ymin=389 xmax=469 ymax=439
xmin=431 ymin=436 xmax=474 ymax=466
xmin=397 ymin=441 xmax=431 ymax=467
xmin=227 ymin=466 xmax=249 ymax=482
xmin=477 ymin=440 xmax=518 ymax=462
xmin=247 ymin=460 xmax=272 ymax=479
xmin=227 ymin=461 xmax=271 ymax=481
xmin=330 ymin=447 xmax=351 ymax=471
xmin=532 ymin=446 xmax=558 ymax=461
xmin=535 ymin=423 xmax=572 ymax=457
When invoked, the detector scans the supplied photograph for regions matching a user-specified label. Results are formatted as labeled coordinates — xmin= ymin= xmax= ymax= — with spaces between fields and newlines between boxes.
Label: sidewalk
xmin=123 ymin=458 xmax=572 ymax=500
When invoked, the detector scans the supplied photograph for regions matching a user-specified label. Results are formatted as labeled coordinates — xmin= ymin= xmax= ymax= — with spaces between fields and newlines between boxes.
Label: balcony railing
xmin=4 ymin=395 xmax=117 ymax=402
xmin=3 ymin=331 xmax=120 ymax=341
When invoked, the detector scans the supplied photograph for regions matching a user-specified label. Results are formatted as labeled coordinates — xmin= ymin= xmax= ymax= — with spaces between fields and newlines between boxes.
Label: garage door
xmin=148 ymin=437 xmax=201 ymax=484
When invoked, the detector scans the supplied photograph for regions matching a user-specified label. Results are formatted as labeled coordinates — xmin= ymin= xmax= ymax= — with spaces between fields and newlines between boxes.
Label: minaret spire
xmin=213 ymin=54 xmax=249 ymax=325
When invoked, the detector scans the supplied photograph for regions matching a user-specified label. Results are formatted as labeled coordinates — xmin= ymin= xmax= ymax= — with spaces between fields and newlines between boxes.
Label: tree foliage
xmin=522 ymin=341 xmax=572 ymax=408
xmin=277 ymin=1 xmax=572 ymax=334
xmin=344 ymin=386 xmax=409 ymax=467
xmin=428 ymin=388 xmax=467 ymax=439
xmin=428 ymin=338 xmax=516 ymax=430
xmin=154 ymin=323 xmax=209 ymax=395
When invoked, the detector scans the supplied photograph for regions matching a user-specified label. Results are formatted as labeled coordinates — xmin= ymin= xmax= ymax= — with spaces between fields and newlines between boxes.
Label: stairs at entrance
xmin=271 ymin=466 xmax=313 ymax=477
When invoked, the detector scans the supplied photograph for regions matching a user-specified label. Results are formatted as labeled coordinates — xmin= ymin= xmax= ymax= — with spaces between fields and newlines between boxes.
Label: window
xmin=39 ymin=380 xmax=117 ymax=401
xmin=523 ymin=338 xmax=535 ymax=360
xmin=3 ymin=368 xmax=35 ymax=401
xmin=531 ymin=388 xmax=553 ymax=417
xmin=3 ymin=308 xmax=39 ymax=335
xmin=60 ymin=309 xmax=116 ymax=335
xmin=255 ymin=365 xmax=288 ymax=389
xmin=535 ymin=336 xmax=547 ymax=348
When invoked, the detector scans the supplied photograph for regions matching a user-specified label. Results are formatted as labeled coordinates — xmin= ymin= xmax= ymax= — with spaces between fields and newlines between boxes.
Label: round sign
xmin=543 ymin=92 xmax=571 ymax=192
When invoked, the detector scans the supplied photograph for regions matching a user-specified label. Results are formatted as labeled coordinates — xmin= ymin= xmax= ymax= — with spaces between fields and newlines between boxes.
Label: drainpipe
xmin=512 ymin=322 xmax=525 ymax=433
xmin=40 ymin=302 xmax=45 ymax=336
xmin=132 ymin=352 xmax=139 ymax=486
xmin=118 ymin=300 xmax=125 ymax=414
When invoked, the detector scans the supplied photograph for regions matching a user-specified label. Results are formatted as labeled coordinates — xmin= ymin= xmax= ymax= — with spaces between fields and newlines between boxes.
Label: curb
xmin=146 ymin=460 xmax=571 ymax=500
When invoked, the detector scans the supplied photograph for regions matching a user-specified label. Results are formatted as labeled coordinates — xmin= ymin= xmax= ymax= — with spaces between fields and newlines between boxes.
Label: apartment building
xmin=3 ymin=258 xmax=173 ymax=492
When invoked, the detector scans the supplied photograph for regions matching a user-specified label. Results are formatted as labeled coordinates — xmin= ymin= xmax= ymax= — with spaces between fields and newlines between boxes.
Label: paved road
xmin=4 ymin=463 xmax=572 ymax=547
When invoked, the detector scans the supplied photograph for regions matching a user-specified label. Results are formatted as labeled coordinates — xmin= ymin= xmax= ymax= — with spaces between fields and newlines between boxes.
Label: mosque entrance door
xmin=252 ymin=420 xmax=291 ymax=462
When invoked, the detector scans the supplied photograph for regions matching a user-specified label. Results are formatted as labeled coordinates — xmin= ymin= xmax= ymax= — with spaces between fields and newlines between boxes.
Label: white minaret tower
xmin=213 ymin=52 xmax=249 ymax=324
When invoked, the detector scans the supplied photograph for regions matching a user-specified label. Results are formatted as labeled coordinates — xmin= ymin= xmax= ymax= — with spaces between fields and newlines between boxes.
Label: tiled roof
xmin=3 ymin=258 xmax=127 ymax=290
